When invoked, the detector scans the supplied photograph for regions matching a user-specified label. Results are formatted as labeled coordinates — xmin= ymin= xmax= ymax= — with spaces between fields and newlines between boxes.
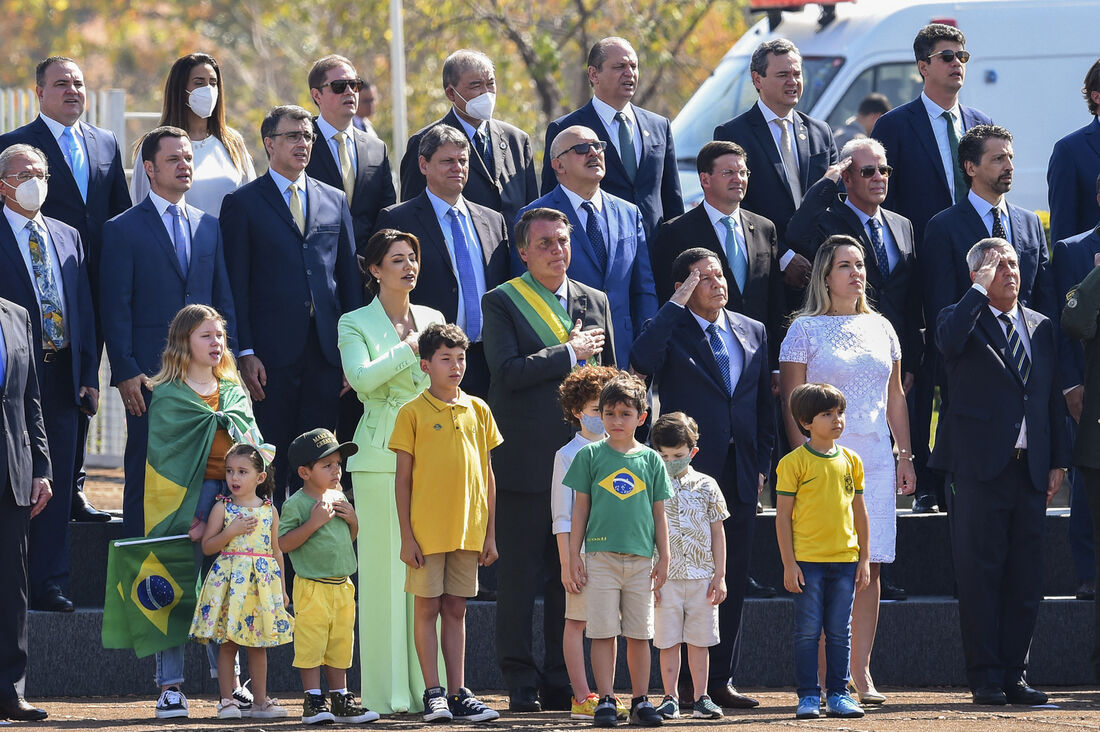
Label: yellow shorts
xmin=292 ymin=577 xmax=356 ymax=669
xmin=405 ymin=550 xmax=479 ymax=598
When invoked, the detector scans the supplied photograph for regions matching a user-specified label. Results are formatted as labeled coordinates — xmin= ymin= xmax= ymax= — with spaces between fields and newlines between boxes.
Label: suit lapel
xmin=727 ymin=311 xmax=752 ymax=395
xmin=33 ymin=118 xmax=84 ymax=208
xmin=415 ymin=193 xmax=455 ymax=279
xmin=465 ymin=202 xmax=495 ymax=268
xmin=580 ymin=102 xmax=627 ymax=182
xmin=977 ymin=307 xmax=1025 ymax=388
xmin=257 ymin=174 xmax=301 ymax=237
xmin=82 ymin=124 xmax=103 ymax=189
xmin=748 ymin=106 xmax=793 ymax=203
xmin=906 ymin=102 xmax=950 ymax=192
xmin=793 ymin=114 xmax=811 ymax=190
xmin=0 ymin=304 xmax=11 ymax=392
xmin=553 ymin=187 xmax=600 ymax=278
xmin=632 ymin=105 xmax=658 ymax=180
xmin=683 ymin=309 xmax=727 ymax=394
xmin=310 ymin=120 xmax=342 ymax=183
xmin=836 ymin=204 xmax=887 ymax=281
xmin=603 ymin=195 xmax=621 ymax=273
xmin=1085 ymin=122 xmax=1100 ymax=160
xmin=139 ymin=198 xmax=186 ymax=281
xmin=1007 ymin=204 xmax=1028 ymax=248
xmin=0 ymin=222 xmax=36 ymax=301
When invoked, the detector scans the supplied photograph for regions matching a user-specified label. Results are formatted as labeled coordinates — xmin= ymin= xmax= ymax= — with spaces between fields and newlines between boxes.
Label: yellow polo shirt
xmin=776 ymin=444 xmax=863 ymax=563
xmin=389 ymin=389 xmax=503 ymax=555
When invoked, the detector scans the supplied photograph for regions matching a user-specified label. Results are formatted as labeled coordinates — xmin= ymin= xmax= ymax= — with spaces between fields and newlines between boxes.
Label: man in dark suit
xmin=520 ymin=125 xmax=656 ymax=348
xmin=353 ymin=80 xmax=380 ymax=139
xmin=401 ymin=49 xmax=538 ymax=233
xmin=542 ymin=37 xmax=683 ymax=240
xmin=1047 ymin=59 xmax=1100 ymax=246
xmin=221 ymin=106 xmax=362 ymax=503
xmin=0 ymin=145 xmax=96 ymax=613
xmin=932 ymin=238 xmax=1069 ymax=705
xmin=0 ymin=298 xmax=52 ymax=722
xmin=651 ymin=141 xmax=784 ymax=359
xmin=377 ymin=124 xmax=509 ymax=398
xmin=713 ymin=39 xmax=837 ymax=298
xmin=306 ymin=54 xmax=396 ymax=254
xmin=482 ymin=207 xmax=615 ymax=712
xmin=101 ymin=127 xmax=236 ymax=536
xmin=0 ymin=55 xmax=129 ymax=524
xmin=631 ymin=248 xmax=775 ymax=711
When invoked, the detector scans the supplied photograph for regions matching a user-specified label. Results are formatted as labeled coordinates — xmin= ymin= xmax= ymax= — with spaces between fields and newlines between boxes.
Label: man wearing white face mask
xmin=399 ymin=49 xmax=538 ymax=234
xmin=0 ymin=144 xmax=98 ymax=615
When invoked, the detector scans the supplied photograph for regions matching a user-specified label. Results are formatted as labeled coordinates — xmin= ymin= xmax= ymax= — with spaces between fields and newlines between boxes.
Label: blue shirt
xmin=425 ymin=190 xmax=487 ymax=340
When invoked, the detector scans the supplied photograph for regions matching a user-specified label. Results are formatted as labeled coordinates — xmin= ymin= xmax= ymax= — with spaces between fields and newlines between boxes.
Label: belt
xmin=42 ymin=346 xmax=70 ymax=363
xmin=305 ymin=576 xmax=349 ymax=585
xmin=1012 ymin=448 xmax=1027 ymax=461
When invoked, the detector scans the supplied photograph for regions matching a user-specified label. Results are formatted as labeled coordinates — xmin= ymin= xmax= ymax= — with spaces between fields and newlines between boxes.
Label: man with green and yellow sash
xmin=483 ymin=207 xmax=617 ymax=712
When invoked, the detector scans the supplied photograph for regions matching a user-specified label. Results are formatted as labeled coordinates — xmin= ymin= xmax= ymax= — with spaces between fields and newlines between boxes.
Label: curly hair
xmin=558 ymin=365 xmax=619 ymax=427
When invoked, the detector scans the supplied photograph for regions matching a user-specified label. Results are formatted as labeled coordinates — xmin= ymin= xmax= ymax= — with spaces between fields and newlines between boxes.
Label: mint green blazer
xmin=337 ymin=299 xmax=445 ymax=473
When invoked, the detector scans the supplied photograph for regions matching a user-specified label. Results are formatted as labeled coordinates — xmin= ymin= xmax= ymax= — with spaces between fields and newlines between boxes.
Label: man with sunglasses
xmin=221 ymin=105 xmax=363 ymax=505
xmin=871 ymin=23 xmax=992 ymax=515
xmin=305 ymin=55 xmax=396 ymax=256
xmin=400 ymin=49 xmax=537 ymax=235
xmin=519 ymin=125 xmax=656 ymax=352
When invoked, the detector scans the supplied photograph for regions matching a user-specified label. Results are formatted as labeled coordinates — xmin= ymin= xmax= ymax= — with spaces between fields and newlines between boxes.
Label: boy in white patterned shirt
xmin=649 ymin=413 xmax=729 ymax=720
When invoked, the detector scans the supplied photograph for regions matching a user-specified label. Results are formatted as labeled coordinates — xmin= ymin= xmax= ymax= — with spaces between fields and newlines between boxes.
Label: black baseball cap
xmin=288 ymin=428 xmax=359 ymax=469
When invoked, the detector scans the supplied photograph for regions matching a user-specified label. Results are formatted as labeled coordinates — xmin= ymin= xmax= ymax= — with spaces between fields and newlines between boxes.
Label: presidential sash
xmin=499 ymin=272 xmax=573 ymax=349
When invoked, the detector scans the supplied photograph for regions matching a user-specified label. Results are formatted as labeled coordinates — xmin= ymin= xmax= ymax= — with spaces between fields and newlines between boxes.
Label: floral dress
xmin=190 ymin=498 xmax=293 ymax=647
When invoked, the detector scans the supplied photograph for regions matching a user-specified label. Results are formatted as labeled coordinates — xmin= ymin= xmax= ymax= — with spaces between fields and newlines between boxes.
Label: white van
xmin=671 ymin=0 xmax=1100 ymax=211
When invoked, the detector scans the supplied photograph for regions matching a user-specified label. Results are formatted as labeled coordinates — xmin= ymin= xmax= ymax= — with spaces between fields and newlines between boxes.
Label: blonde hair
xmin=790 ymin=235 xmax=875 ymax=320
xmin=150 ymin=304 xmax=239 ymax=386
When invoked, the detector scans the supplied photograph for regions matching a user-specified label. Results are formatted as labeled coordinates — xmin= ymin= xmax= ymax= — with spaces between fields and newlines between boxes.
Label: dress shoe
xmin=971 ymin=687 xmax=1007 ymax=705
xmin=0 ymin=697 xmax=47 ymax=721
xmin=707 ymin=684 xmax=759 ymax=709
xmin=70 ymin=491 xmax=112 ymax=522
xmin=746 ymin=576 xmax=777 ymax=598
xmin=539 ymin=685 xmax=573 ymax=712
xmin=1003 ymin=681 xmax=1048 ymax=706
xmin=30 ymin=588 xmax=74 ymax=613
xmin=911 ymin=494 xmax=938 ymax=513
xmin=508 ymin=687 xmax=541 ymax=712
xmin=474 ymin=588 xmax=497 ymax=602
xmin=881 ymin=579 xmax=908 ymax=601
xmin=1076 ymin=580 xmax=1096 ymax=600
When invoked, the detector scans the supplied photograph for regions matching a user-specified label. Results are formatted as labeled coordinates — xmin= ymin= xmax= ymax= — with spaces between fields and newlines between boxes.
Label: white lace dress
xmin=780 ymin=313 xmax=901 ymax=563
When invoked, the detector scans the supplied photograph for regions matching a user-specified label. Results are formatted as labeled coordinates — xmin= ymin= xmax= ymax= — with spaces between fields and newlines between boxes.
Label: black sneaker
xmin=302 ymin=692 xmax=335 ymax=724
xmin=630 ymin=697 xmax=664 ymax=727
xmin=448 ymin=687 xmax=499 ymax=722
xmin=423 ymin=686 xmax=453 ymax=723
xmin=155 ymin=686 xmax=189 ymax=719
xmin=233 ymin=681 xmax=253 ymax=718
xmin=593 ymin=695 xmax=618 ymax=727
xmin=331 ymin=691 xmax=380 ymax=723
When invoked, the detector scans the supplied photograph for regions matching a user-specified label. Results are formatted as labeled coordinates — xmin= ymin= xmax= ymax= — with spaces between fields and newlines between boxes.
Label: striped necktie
xmin=998 ymin=313 xmax=1030 ymax=382
xmin=706 ymin=323 xmax=733 ymax=394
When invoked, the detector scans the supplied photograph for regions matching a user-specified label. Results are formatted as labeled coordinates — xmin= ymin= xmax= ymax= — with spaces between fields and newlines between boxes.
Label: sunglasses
xmin=858 ymin=165 xmax=893 ymax=178
xmin=555 ymin=140 xmax=607 ymax=158
xmin=319 ymin=78 xmax=365 ymax=94
xmin=268 ymin=130 xmax=316 ymax=143
xmin=925 ymin=49 xmax=971 ymax=64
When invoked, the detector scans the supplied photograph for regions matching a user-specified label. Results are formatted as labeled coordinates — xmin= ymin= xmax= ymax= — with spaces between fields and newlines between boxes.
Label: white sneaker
xmin=155 ymin=687 xmax=189 ymax=719
xmin=216 ymin=698 xmax=241 ymax=719
xmin=252 ymin=697 xmax=289 ymax=719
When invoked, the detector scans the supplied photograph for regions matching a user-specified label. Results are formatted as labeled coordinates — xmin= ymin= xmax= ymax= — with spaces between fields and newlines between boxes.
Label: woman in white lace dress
xmin=779 ymin=236 xmax=916 ymax=704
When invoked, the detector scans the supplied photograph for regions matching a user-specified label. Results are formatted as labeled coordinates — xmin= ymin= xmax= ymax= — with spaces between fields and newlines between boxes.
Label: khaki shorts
xmin=564 ymin=583 xmax=587 ymax=622
xmin=653 ymin=577 xmax=720 ymax=649
xmin=405 ymin=550 xmax=479 ymax=598
xmin=292 ymin=577 xmax=356 ymax=669
xmin=583 ymin=552 xmax=654 ymax=640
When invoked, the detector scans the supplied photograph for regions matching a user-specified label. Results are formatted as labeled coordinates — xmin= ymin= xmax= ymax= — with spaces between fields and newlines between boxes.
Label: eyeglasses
xmin=267 ymin=130 xmax=316 ymax=143
xmin=555 ymin=141 xmax=607 ymax=158
xmin=858 ymin=165 xmax=893 ymax=178
xmin=1 ymin=172 xmax=49 ymax=183
xmin=318 ymin=78 xmax=365 ymax=94
xmin=925 ymin=49 xmax=971 ymax=64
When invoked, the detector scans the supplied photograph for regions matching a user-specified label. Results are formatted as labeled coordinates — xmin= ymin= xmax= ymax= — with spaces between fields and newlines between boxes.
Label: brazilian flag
xmin=102 ymin=535 xmax=197 ymax=657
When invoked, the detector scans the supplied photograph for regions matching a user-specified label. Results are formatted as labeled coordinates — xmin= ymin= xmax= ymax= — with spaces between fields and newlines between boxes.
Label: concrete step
xmin=27 ymin=596 xmax=1094 ymax=697
xmin=67 ymin=509 xmax=1079 ymax=608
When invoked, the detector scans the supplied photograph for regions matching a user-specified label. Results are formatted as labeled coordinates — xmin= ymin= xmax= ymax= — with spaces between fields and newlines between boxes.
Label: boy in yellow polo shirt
xmin=776 ymin=383 xmax=870 ymax=721
xmin=389 ymin=323 xmax=502 ymax=724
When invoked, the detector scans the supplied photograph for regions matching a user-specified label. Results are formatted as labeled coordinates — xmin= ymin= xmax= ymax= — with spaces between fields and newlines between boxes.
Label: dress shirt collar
xmin=316 ymin=114 xmax=354 ymax=143
xmin=968 ymin=188 xmax=1008 ymax=221
xmin=147 ymin=190 xmax=188 ymax=217
xmin=553 ymin=279 xmax=569 ymax=305
xmin=843 ymin=197 xmax=880 ymax=228
xmin=702 ymin=199 xmax=739 ymax=226
xmin=560 ymin=184 xmax=603 ymax=215
xmin=591 ymin=95 xmax=634 ymax=128
xmin=689 ymin=306 xmax=729 ymax=333
xmin=756 ymin=99 xmax=795 ymax=126
xmin=920 ymin=91 xmax=961 ymax=121
xmin=39 ymin=114 xmax=83 ymax=141
xmin=425 ymin=188 xmax=470 ymax=219
xmin=2 ymin=205 xmax=46 ymax=236
xmin=988 ymin=301 xmax=1021 ymax=324
xmin=452 ymin=111 xmax=487 ymax=141
xmin=268 ymin=168 xmax=308 ymax=195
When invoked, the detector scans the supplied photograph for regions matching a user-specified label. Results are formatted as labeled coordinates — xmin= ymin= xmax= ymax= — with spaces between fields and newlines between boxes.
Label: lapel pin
xmin=499 ymin=141 xmax=507 ymax=149
xmin=798 ymin=133 xmax=807 ymax=140
xmin=643 ymin=129 xmax=650 ymax=137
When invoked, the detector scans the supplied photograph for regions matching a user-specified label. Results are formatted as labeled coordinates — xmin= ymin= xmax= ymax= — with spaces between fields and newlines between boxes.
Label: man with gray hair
xmin=377 ymin=124 xmax=510 ymax=398
xmin=542 ymin=36 xmax=683 ymax=241
xmin=714 ymin=39 xmax=838 ymax=301
xmin=400 ymin=49 xmax=537 ymax=233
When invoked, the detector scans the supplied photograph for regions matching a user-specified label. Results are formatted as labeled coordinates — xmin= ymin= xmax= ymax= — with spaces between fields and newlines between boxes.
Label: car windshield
xmin=672 ymin=54 xmax=845 ymax=161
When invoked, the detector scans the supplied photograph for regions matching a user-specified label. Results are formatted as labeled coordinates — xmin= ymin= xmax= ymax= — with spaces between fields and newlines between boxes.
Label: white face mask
xmin=5 ymin=176 xmax=48 ymax=212
xmin=187 ymin=85 xmax=218 ymax=119
xmin=455 ymin=89 xmax=496 ymax=122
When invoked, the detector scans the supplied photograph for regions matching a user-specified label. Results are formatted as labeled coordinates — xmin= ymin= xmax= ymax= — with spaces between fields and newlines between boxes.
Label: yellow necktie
xmin=289 ymin=183 xmax=305 ymax=235
xmin=334 ymin=131 xmax=355 ymax=203
xmin=776 ymin=118 xmax=802 ymax=203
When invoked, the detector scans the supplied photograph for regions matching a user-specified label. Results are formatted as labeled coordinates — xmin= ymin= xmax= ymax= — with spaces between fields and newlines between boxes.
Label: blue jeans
xmin=792 ymin=561 xmax=857 ymax=698
xmin=154 ymin=643 xmax=237 ymax=687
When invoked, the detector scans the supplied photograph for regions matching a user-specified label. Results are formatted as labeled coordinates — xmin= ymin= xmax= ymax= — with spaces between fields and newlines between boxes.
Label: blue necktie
xmin=167 ymin=204 xmax=189 ymax=276
xmin=867 ymin=218 xmax=890 ymax=275
xmin=448 ymin=207 xmax=481 ymax=341
xmin=581 ymin=201 xmax=609 ymax=273
xmin=706 ymin=322 xmax=733 ymax=395
xmin=722 ymin=215 xmax=748 ymax=292
xmin=60 ymin=126 xmax=88 ymax=202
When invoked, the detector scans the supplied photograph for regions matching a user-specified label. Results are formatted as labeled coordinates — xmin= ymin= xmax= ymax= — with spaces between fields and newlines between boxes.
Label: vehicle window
xmin=671 ymin=54 xmax=844 ymax=161
xmin=826 ymin=62 xmax=923 ymax=130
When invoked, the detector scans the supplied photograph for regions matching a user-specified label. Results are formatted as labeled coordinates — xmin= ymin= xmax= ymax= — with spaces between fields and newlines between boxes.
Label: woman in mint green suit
xmin=338 ymin=229 xmax=443 ymax=714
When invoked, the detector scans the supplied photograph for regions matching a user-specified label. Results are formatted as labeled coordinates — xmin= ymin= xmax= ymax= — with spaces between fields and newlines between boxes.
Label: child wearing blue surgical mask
xmin=550 ymin=365 xmax=629 ymax=722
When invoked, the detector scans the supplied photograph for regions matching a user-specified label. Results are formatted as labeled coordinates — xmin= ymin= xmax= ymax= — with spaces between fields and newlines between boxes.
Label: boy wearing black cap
xmin=280 ymin=428 xmax=378 ymax=725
